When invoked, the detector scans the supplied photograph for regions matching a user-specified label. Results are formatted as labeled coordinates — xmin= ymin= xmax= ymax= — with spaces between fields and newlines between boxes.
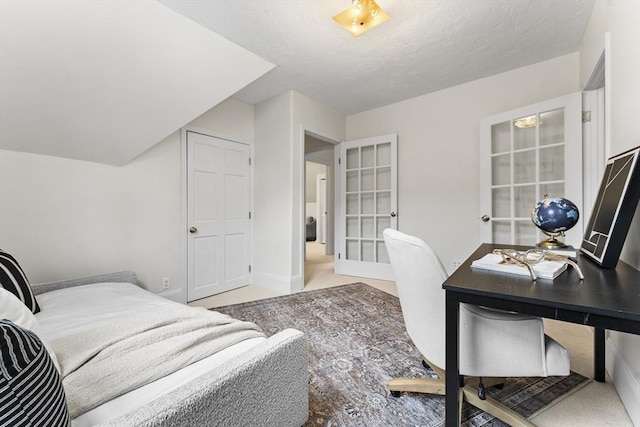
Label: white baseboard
xmin=289 ymin=275 xmax=303 ymax=293
xmin=606 ymin=336 xmax=640 ymax=426
xmin=157 ymin=288 xmax=184 ymax=303
xmin=251 ymin=271 xmax=300 ymax=294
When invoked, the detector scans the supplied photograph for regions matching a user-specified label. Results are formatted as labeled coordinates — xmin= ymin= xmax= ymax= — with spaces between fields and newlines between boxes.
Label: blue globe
xmin=531 ymin=197 xmax=579 ymax=234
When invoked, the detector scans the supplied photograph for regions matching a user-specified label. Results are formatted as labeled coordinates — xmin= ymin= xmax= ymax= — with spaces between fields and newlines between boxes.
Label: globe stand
xmin=536 ymin=230 xmax=568 ymax=249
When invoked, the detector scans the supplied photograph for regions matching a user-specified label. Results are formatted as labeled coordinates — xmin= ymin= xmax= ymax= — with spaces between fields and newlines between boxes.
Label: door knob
xmin=390 ymin=211 xmax=397 ymax=217
xmin=189 ymin=226 xmax=198 ymax=233
xmin=480 ymin=215 xmax=490 ymax=222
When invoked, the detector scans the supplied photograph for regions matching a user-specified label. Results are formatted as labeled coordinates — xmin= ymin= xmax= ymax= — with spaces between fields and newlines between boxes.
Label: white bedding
xmin=35 ymin=282 xmax=265 ymax=427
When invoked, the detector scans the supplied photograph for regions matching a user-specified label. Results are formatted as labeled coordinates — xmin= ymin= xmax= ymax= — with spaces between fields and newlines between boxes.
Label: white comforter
xmin=36 ymin=283 xmax=266 ymax=427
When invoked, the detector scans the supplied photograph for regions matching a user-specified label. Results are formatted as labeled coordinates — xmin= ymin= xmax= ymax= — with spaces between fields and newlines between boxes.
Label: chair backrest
xmin=383 ymin=228 xmax=449 ymax=370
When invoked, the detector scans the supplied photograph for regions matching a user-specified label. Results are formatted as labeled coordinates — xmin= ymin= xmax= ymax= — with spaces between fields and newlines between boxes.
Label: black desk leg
xmin=594 ymin=328 xmax=606 ymax=382
xmin=445 ymin=291 xmax=460 ymax=427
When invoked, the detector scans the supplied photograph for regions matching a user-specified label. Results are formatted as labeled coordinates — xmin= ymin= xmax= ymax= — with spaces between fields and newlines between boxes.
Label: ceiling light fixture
xmin=513 ymin=115 xmax=541 ymax=129
xmin=333 ymin=0 xmax=390 ymax=37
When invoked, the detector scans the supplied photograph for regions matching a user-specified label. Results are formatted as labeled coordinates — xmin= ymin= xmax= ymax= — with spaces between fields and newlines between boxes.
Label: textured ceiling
xmin=161 ymin=0 xmax=595 ymax=115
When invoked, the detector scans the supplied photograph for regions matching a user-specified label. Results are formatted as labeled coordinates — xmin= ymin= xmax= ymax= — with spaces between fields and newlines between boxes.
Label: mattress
xmin=35 ymin=282 xmax=265 ymax=427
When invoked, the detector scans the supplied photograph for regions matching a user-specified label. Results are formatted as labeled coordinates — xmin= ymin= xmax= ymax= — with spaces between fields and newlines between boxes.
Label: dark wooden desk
xmin=442 ymin=243 xmax=640 ymax=427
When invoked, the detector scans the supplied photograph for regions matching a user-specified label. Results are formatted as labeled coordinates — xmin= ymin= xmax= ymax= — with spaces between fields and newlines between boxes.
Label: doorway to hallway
xmin=303 ymin=132 xmax=336 ymax=287
xmin=304 ymin=241 xmax=334 ymax=287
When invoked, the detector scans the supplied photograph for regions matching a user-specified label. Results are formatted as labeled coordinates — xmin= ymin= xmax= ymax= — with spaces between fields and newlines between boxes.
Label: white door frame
xmin=298 ymin=127 xmax=340 ymax=291
xmin=180 ymin=125 xmax=254 ymax=303
xmin=582 ymin=87 xmax=606 ymax=221
xmin=582 ymin=46 xmax=608 ymax=217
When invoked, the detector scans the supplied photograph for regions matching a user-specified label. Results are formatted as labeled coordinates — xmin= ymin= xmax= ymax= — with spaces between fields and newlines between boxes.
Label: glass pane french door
xmin=480 ymin=93 xmax=583 ymax=247
xmin=336 ymin=134 xmax=397 ymax=280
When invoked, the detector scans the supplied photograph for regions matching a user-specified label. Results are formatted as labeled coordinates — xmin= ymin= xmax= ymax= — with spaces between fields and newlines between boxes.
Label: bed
xmin=1 ymin=261 xmax=308 ymax=427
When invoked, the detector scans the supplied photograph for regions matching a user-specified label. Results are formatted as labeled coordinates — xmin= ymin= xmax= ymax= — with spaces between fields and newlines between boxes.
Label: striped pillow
xmin=0 ymin=319 xmax=70 ymax=427
xmin=0 ymin=250 xmax=40 ymax=314
xmin=0 ymin=288 xmax=60 ymax=373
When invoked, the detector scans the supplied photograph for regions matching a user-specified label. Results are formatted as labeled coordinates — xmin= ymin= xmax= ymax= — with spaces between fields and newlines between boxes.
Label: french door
xmin=186 ymin=131 xmax=251 ymax=301
xmin=336 ymin=134 xmax=397 ymax=280
xmin=479 ymin=93 xmax=583 ymax=247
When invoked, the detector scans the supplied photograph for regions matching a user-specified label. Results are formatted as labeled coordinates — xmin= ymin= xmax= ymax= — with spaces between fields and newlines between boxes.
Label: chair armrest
xmin=32 ymin=271 xmax=137 ymax=295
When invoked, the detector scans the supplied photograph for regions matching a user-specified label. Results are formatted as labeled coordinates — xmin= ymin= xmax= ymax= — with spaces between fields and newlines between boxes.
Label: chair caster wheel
xmin=390 ymin=390 xmax=401 ymax=398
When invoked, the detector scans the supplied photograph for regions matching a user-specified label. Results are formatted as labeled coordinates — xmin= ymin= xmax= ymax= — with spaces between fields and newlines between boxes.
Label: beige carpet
xmin=189 ymin=242 xmax=633 ymax=426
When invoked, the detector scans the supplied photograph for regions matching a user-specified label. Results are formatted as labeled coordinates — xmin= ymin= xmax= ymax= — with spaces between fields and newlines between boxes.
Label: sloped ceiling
xmin=0 ymin=0 xmax=274 ymax=166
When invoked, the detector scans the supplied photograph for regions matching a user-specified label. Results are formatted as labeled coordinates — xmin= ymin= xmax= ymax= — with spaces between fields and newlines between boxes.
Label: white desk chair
xmin=383 ymin=229 xmax=570 ymax=426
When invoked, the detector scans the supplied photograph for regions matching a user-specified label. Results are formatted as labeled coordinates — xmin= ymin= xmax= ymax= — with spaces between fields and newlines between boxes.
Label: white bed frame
xmin=33 ymin=271 xmax=309 ymax=427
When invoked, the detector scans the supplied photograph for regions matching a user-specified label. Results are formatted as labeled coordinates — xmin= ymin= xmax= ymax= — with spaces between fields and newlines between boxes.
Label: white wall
xmin=0 ymin=140 xmax=181 ymax=292
xmin=346 ymin=53 xmax=580 ymax=273
xmin=580 ymin=2 xmax=640 ymax=424
xmin=253 ymin=92 xmax=294 ymax=291
xmin=0 ymin=98 xmax=254 ymax=296
xmin=305 ymin=161 xmax=326 ymax=203
xmin=189 ymin=98 xmax=255 ymax=142
xmin=291 ymin=91 xmax=345 ymax=286
xmin=305 ymin=203 xmax=317 ymax=221
xmin=252 ymin=90 xmax=345 ymax=293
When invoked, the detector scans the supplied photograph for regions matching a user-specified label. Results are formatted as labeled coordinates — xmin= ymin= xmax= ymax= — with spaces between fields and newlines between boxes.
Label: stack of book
xmin=471 ymin=253 xmax=568 ymax=279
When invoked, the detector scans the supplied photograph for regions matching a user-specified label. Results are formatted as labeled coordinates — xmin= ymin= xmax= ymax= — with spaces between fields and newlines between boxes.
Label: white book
xmin=471 ymin=253 xmax=568 ymax=279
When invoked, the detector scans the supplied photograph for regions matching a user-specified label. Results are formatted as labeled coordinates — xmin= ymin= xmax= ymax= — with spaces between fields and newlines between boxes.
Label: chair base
xmin=462 ymin=384 xmax=535 ymax=427
xmin=387 ymin=359 xmax=535 ymax=427
xmin=388 ymin=377 xmax=445 ymax=396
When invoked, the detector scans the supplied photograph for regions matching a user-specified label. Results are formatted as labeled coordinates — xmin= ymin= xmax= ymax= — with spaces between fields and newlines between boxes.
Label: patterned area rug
xmin=216 ymin=283 xmax=590 ymax=426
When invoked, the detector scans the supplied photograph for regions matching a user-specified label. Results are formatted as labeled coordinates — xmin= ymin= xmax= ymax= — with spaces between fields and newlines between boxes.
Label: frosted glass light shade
xmin=333 ymin=0 xmax=390 ymax=37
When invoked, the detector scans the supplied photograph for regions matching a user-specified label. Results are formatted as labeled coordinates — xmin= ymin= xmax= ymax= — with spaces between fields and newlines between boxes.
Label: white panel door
xmin=336 ymin=134 xmax=397 ymax=280
xmin=187 ymin=131 xmax=250 ymax=301
xmin=479 ymin=93 xmax=583 ymax=247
